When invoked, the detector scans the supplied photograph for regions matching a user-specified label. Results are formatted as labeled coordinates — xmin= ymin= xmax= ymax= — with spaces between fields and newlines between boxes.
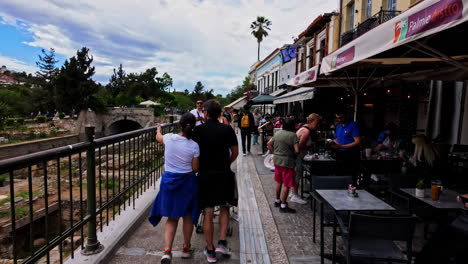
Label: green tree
xmin=190 ymin=81 xmax=214 ymax=102
xmin=173 ymin=92 xmax=193 ymax=112
xmin=226 ymin=76 xmax=256 ymax=103
xmin=36 ymin=48 xmax=59 ymax=109
xmin=250 ymin=16 xmax=272 ymax=61
xmin=107 ymin=64 xmax=126 ymax=98
xmin=55 ymin=47 xmax=98 ymax=112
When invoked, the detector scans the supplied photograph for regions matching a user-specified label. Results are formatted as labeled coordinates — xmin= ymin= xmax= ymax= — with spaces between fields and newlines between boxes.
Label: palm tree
xmin=250 ymin=16 xmax=272 ymax=61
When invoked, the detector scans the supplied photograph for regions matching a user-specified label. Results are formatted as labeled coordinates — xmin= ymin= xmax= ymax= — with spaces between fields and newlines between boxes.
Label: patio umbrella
xmin=139 ymin=100 xmax=161 ymax=107
xmin=250 ymin=94 xmax=276 ymax=104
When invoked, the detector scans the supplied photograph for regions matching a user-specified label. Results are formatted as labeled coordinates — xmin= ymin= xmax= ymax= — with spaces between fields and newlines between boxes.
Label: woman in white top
xmin=149 ymin=113 xmax=200 ymax=264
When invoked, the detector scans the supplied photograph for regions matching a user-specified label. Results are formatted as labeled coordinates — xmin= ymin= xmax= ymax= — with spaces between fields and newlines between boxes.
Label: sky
xmin=0 ymin=0 xmax=337 ymax=96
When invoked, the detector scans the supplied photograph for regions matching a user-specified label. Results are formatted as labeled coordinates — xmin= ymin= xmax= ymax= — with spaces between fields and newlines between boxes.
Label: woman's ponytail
xmin=179 ymin=112 xmax=196 ymax=139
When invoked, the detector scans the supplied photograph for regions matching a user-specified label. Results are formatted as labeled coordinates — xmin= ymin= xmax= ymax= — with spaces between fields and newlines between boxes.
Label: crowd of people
xmin=147 ymin=98 xmax=467 ymax=263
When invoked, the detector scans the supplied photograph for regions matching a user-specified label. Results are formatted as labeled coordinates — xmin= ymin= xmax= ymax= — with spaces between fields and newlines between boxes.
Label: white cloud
xmin=0 ymin=0 xmax=337 ymax=95
xmin=0 ymin=55 xmax=38 ymax=73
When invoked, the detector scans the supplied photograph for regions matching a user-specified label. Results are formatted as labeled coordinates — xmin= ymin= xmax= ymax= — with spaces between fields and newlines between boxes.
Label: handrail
xmin=0 ymin=122 xmax=178 ymax=264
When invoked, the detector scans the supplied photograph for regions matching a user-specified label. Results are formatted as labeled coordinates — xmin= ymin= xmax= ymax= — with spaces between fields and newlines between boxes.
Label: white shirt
xmin=163 ymin=133 xmax=200 ymax=173
xmin=190 ymin=109 xmax=205 ymax=126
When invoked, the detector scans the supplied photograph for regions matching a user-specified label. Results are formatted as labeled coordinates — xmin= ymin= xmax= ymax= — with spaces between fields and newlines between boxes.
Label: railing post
xmin=82 ymin=126 xmax=104 ymax=255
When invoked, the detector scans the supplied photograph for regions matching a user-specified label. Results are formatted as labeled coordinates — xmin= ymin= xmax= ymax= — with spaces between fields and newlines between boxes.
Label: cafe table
xmin=301 ymin=155 xmax=336 ymax=197
xmin=400 ymin=188 xmax=464 ymax=210
xmin=316 ymin=189 xmax=396 ymax=264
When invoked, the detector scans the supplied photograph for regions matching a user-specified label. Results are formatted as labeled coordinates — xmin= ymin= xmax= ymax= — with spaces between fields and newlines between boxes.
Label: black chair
xmin=339 ymin=213 xmax=417 ymax=264
xmin=310 ymin=175 xmax=353 ymax=243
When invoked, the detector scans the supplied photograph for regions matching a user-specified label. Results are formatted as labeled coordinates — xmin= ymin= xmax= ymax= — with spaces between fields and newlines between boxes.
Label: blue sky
xmin=0 ymin=0 xmax=337 ymax=95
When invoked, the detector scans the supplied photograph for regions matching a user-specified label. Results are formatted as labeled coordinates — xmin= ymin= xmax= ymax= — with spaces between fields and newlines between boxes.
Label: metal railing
xmin=0 ymin=123 xmax=177 ymax=264
xmin=341 ymin=8 xmax=401 ymax=46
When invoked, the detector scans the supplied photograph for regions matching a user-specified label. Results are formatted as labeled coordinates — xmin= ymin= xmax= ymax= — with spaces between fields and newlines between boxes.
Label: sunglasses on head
xmin=196 ymin=102 xmax=203 ymax=104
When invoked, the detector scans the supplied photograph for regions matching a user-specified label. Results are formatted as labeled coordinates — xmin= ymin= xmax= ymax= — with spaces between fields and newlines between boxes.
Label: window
xmin=319 ymin=39 xmax=326 ymax=62
xmin=275 ymin=71 xmax=278 ymax=90
xmin=366 ymin=0 xmax=372 ymax=18
xmin=348 ymin=2 xmax=355 ymax=30
xmin=387 ymin=0 xmax=397 ymax=11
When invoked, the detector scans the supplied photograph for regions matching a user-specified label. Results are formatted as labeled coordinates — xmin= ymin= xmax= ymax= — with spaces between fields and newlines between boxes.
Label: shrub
xmin=36 ymin=115 xmax=46 ymax=123
xmin=38 ymin=132 xmax=48 ymax=138
xmin=5 ymin=118 xmax=16 ymax=126
xmin=16 ymin=118 xmax=25 ymax=125
xmin=59 ymin=112 xmax=65 ymax=119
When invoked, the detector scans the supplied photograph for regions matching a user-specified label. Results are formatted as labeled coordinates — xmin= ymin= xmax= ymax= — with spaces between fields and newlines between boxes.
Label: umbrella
xmin=250 ymin=94 xmax=276 ymax=104
xmin=139 ymin=100 xmax=161 ymax=107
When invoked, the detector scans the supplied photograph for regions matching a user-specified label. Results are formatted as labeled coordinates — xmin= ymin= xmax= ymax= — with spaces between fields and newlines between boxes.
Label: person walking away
xmin=252 ymin=108 xmax=262 ymax=145
xmin=148 ymin=113 xmax=200 ymax=264
xmin=232 ymin=109 xmax=239 ymax=134
xmin=193 ymin=100 xmax=239 ymax=263
xmin=238 ymin=105 xmax=255 ymax=156
xmin=190 ymin=99 xmax=205 ymax=126
xmin=293 ymin=113 xmax=321 ymax=204
xmin=267 ymin=118 xmax=299 ymax=213
xmin=330 ymin=109 xmax=361 ymax=185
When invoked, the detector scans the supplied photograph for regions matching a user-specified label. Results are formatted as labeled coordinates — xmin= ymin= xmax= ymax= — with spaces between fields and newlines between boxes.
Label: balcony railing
xmin=263 ymin=86 xmax=274 ymax=95
xmin=341 ymin=8 xmax=402 ymax=46
xmin=0 ymin=123 xmax=177 ymax=264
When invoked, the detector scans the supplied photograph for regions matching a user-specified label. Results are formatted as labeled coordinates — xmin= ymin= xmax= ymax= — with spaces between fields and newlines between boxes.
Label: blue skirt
xmin=148 ymin=171 xmax=200 ymax=227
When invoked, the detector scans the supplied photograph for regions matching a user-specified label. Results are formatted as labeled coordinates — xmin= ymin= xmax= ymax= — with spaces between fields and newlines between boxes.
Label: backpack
xmin=241 ymin=114 xmax=250 ymax=128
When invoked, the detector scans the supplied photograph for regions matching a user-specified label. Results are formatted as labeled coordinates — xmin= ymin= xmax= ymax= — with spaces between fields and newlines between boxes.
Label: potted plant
xmin=416 ymin=179 xmax=425 ymax=198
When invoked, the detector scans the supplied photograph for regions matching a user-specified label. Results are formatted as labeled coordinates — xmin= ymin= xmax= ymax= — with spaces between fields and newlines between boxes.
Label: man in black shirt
xmin=193 ymin=99 xmax=239 ymax=262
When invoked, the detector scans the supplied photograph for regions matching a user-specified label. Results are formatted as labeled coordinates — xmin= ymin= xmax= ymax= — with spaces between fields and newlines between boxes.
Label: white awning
xmin=321 ymin=0 xmax=468 ymax=75
xmin=274 ymin=87 xmax=315 ymax=104
xmin=225 ymin=96 xmax=247 ymax=109
xmin=269 ymin=89 xmax=287 ymax=97
xmin=286 ymin=65 xmax=318 ymax=86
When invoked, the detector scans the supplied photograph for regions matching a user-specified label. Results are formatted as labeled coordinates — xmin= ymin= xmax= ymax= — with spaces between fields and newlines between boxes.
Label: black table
xmin=400 ymin=188 xmax=463 ymax=210
xmin=316 ymin=190 xmax=396 ymax=264
xmin=301 ymin=156 xmax=336 ymax=197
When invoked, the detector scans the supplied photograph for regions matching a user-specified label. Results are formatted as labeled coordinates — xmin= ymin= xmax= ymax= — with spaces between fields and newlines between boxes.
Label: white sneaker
xmin=243 ymin=153 xmax=247 ymax=156
xmin=290 ymin=195 xmax=307 ymax=204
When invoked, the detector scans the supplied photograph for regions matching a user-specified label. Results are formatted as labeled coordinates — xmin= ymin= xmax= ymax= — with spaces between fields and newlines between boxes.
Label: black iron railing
xmin=341 ymin=8 xmax=401 ymax=46
xmin=0 ymin=123 xmax=177 ymax=264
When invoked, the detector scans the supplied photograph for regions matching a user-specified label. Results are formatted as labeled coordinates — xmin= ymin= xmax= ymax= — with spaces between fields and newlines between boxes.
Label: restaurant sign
xmin=286 ymin=65 xmax=318 ymax=86
xmin=321 ymin=0 xmax=468 ymax=74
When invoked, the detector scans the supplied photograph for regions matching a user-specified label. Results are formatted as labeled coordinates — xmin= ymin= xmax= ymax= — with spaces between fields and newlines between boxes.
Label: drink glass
xmin=365 ymin=148 xmax=372 ymax=158
xmin=431 ymin=181 xmax=442 ymax=201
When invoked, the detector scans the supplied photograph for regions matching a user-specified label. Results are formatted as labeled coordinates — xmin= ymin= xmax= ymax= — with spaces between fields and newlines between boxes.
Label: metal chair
xmin=339 ymin=213 xmax=417 ymax=264
xmin=310 ymin=175 xmax=353 ymax=243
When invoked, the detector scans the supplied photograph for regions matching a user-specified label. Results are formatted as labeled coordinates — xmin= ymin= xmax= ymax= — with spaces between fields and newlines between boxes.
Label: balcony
xmin=341 ymin=8 xmax=401 ymax=46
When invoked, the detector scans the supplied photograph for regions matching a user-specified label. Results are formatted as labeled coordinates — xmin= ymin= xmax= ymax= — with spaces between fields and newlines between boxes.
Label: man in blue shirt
xmin=331 ymin=110 xmax=361 ymax=184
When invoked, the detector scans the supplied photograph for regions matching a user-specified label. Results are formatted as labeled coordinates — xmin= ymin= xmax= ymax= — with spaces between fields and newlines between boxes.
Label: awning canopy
xmin=287 ymin=65 xmax=319 ymax=86
xmin=274 ymin=87 xmax=315 ymax=104
xmin=225 ymin=96 xmax=247 ymax=109
xmin=251 ymin=94 xmax=276 ymax=104
xmin=270 ymin=88 xmax=287 ymax=97
xmin=320 ymin=0 xmax=468 ymax=81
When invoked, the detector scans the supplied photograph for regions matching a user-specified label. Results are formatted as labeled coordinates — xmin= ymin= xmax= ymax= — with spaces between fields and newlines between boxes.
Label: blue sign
xmin=280 ymin=45 xmax=297 ymax=63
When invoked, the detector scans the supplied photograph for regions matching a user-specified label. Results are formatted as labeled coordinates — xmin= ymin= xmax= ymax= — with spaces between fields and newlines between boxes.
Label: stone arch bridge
xmin=80 ymin=107 xmax=156 ymax=137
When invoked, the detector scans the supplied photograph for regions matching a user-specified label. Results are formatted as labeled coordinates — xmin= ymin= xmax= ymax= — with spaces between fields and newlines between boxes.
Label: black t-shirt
xmin=193 ymin=119 xmax=238 ymax=172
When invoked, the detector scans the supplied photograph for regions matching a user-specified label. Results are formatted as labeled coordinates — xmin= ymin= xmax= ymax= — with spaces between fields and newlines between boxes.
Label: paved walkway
xmin=107 ymin=135 xmax=333 ymax=264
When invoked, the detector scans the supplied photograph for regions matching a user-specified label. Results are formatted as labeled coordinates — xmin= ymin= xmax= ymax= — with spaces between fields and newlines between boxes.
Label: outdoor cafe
xmin=292 ymin=1 xmax=468 ymax=263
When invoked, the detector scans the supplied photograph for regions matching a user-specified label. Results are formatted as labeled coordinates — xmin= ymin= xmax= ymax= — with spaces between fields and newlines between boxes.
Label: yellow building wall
xmin=340 ymin=0 xmax=421 ymax=33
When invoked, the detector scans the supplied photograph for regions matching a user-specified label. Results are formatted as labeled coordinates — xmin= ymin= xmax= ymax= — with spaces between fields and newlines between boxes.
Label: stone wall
xmin=0 ymin=135 xmax=80 ymax=160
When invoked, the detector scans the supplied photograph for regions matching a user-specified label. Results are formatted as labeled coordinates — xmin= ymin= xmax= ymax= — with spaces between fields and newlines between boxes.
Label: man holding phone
xmin=190 ymin=99 xmax=205 ymax=126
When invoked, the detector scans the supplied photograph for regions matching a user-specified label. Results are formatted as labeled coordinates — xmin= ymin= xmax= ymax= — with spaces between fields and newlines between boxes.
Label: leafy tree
xmin=173 ymin=92 xmax=193 ymax=112
xmin=107 ymin=64 xmax=126 ymax=98
xmin=226 ymin=76 xmax=256 ymax=103
xmin=250 ymin=16 xmax=272 ymax=61
xmin=55 ymin=47 xmax=98 ymax=112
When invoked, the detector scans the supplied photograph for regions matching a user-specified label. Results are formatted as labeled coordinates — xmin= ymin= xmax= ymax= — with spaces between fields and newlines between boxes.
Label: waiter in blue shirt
xmin=331 ymin=110 xmax=361 ymax=185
